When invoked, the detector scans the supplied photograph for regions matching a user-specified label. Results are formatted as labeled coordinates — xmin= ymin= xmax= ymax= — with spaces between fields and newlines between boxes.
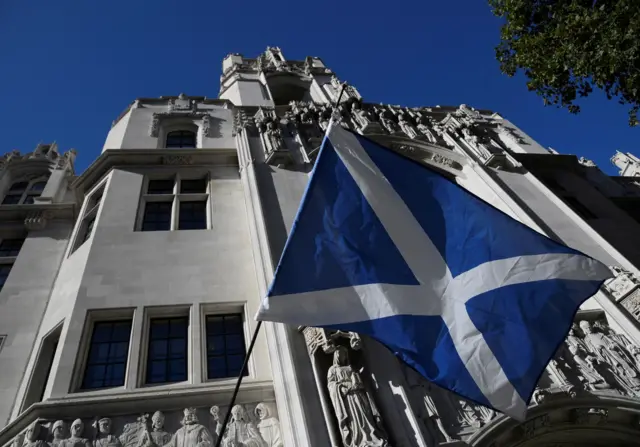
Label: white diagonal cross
xmin=257 ymin=122 xmax=610 ymax=421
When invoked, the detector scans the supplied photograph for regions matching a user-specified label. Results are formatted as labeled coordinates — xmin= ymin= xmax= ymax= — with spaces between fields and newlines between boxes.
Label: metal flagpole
xmin=213 ymin=320 xmax=262 ymax=447
xmin=213 ymin=82 xmax=348 ymax=447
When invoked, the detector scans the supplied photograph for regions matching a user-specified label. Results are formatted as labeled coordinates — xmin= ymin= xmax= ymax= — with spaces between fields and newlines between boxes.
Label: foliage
xmin=489 ymin=0 xmax=640 ymax=126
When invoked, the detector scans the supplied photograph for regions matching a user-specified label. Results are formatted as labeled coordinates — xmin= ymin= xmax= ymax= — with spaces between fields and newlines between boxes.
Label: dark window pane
xmin=81 ymin=217 xmax=96 ymax=243
xmin=0 ymin=239 xmax=24 ymax=257
xmin=146 ymin=317 xmax=188 ymax=384
xmin=178 ymin=201 xmax=207 ymax=230
xmin=0 ymin=264 xmax=12 ymax=290
xmin=180 ymin=179 xmax=207 ymax=194
xmin=2 ymin=194 xmax=22 ymax=205
xmin=142 ymin=202 xmax=172 ymax=232
xmin=166 ymin=131 xmax=196 ymax=148
xmin=206 ymin=314 xmax=247 ymax=380
xmin=81 ymin=320 xmax=132 ymax=390
xmin=23 ymin=196 xmax=35 ymax=205
xmin=147 ymin=179 xmax=175 ymax=195
xmin=9 ymin=182 xmax=28 ymax=192
xmin=29 ymin=182 xmax=47 ymax=193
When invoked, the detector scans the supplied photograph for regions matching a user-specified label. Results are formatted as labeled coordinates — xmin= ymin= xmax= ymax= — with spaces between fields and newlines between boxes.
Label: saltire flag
xmin=256 ymin=120 xmax=611 ymax=420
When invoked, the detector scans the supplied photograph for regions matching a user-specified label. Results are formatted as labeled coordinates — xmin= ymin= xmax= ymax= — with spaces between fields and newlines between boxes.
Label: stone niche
xmin=6 ymin=401 xmax=282 ymax=447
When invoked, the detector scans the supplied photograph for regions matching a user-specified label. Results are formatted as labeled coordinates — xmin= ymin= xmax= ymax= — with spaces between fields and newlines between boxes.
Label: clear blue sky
xmin=1 ymin=0 xmax=636 ymax=174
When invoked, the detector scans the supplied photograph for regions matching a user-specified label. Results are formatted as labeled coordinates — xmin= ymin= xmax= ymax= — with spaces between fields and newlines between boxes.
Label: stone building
xmin=1 ymin=47 xmax=640 ymax=447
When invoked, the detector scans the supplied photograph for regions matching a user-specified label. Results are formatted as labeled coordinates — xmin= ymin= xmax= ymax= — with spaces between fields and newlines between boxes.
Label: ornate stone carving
xmin=603 ymin=266 xmax=639 ymax=301
xmin=149 ymin=115 xmax=160 ymax=138
xmin=161 ymin=156 xmax=194 ymax=165
xmin=138 ymin=412 xmax=172 ymax=447
xmin=67 ymin=419 xmax=91 ymax=447
xmin=622 ymin=289 xmax=640 ymax=321
xmin=327 ymin=346 xmax=390 ymax=447
xmin=254 ymin=109 xmax=290 ymax=165
xmin=219 ymin=405 xmax=264 ymax=447
xmin=430 ymin=153 xmax=455 ymax=168
xmin=254 ymin=403 xmax=282 ymax=447
xmin=201 ymin=115 xmax=213 ymax=138
xmin=168 ymin=94 xmax=195 ymax=113
xmin=349 ymin=101 xmax=378 ymax=134
xmin=579 ymin=320 xmax=640 ymax=391
xmin=24 ymin=211 xmax=53 ymax=231
xmin=23 ymin=422 xmax=47 ymax=447
xmin=404 ymin=370 xmax=454 ymax=443
xmin=578 ymin=156 xmax=597 ymax=167
xmin=415 ymin=116 xmax=439 ymax=144
xmin=164 ymin=408 xmax=213 ymax=447
xmin=51 ymin=421 xmax=66 ymax=447
xmin=209 ymin=407 xmax=222 ymax=440
xmin=376 ymin=109 xmax=400 ymax=135
xmin=496 ymin=123 xmax=525 ymax=145
xmin=95 ymin=418 xmax=122 ymax=447
xmin=397 ymin=113 xmax=419 ymax=139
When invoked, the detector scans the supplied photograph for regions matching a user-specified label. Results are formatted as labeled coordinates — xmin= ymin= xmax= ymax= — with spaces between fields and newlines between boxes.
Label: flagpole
xmin=214 ymin=82 xmax=349 ymax=447
xmin=213 ymin=320 xmax=262 ymax=447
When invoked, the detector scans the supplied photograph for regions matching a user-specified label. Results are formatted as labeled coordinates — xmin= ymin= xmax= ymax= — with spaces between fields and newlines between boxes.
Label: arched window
xmin=1 ymin=178 xmax=49 ymax=205
xmin=24 ymin=181 xmax=48 ymax=204
xmin=166 ymin=130 xmax=196 ymax=148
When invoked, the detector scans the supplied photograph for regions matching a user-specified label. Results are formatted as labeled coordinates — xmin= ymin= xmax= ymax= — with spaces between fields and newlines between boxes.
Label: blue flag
xmin=256 ymin=121 xmax=611 ymax=420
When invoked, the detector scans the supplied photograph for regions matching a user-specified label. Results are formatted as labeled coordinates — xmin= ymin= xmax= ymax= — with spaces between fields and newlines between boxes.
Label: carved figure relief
xmin=163 ymin=409 xmax=212 ymax=447
xmin=579 ymin=320 xmax=640 ymax=391
xmin=254 ymin=404 xmax=282 ymax=447
xmin=219 ymin=405 xmax=264 ymax=447
xmin=209 ymin=407 xmax=222 ymax=441
xmin=568 ymin=345 xmax=608 ymax=390
xmin=51 ymin=421 xmax=66 ymax=447
xmin=23 ymin=422 xmax=47 ymax=447
xmin=139 ymin=412 xmax=171 ymax=447
xmin=397 ymin=114 xmax=419 ymax=139
xmin=327 ymin=346 xmax=389 ymax=447
xmin=94 ymin=418 xmax=122 ymax=447
xmin=376 ymin=109 xmax=400 ymax=135
xmin=416 ymin=116 xmax=438 ymax=144
xmin=65 ymin=419 xmax=91 ymax=447
xmin=404 ymin=370 xmax=455 ymax=443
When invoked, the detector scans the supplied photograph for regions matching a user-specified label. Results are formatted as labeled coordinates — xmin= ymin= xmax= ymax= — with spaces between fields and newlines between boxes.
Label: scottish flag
xmin=256 ymin=121 xmax=611 ymax=420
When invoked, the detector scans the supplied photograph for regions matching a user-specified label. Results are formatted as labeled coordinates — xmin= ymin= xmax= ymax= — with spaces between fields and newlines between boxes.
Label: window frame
xmin=158 ymin=121 xmax=201 ymax=149
xmin=165 ymin=130 xmax=197 ymax=149
xmin=1 ymin=176 xmax=50 ymax=205
xmin=136 ymin=173 xmax=211 ymax=232
xmin=70 ymin=180 xmax=107 ymax=254
xmin=200 ymin=303 xmax=251 ymax=382
xmin=138 ymin=305 xmax=192 ymax=388
xmin=72 ymin=308 xmax=135 ymax=393
xmin=0 ymin=233 xmax=26 ymax=292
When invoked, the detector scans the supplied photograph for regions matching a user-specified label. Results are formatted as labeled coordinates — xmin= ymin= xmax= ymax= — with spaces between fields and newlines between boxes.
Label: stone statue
xmin=398 ymin=114 xmax=419 ymax=139
xmin=327 ymin=346 xmax=389 ymax=447
xmin=416 ymin=117 xmax=438 ymax=144
xmin=263 ymin=121 xmax=285 ymax=154
xmin=350 ymin=101 xmax=374 ymax=130
xmin=51 ymin=421 xmax=66 ymax=447
xmin=139 ymin=412 xmax=172 ymax=447
xmin=22 ymin=422 xmax=47 ymax=447
xmin=455 ymin=400 xmax=482 ymax=429
xmin=566 ymin=324 xmax=588 ymax=353
xmin=209 ymin=406 xmax=222 ymax=440
xmin=568 ymin=345 xmax=608 ymax=389
xmin=65 ymin=420 xmax=91 ymax=447
xmin=164 ymin=408 xmax=213 ymax=447
xmin=628 ymin=344 xmax=640 ymax=371
xmin=94 ymin=418 xmax=122 ymax=447
xmin=221 ymin=405 xmax=265 ymax=447
xmin=255 ymin=403 xmax=282 ymax=447
xmin=579 ymin=320 xmax=640 ymax=389
xmin=377 ymin=110 xmax=399 ymax=135
xmin=420 ymin=384 xmax=454 ymax=443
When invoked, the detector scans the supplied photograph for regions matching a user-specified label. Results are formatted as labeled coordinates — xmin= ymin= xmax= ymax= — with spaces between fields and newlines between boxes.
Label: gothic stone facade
xmin=1 ymin=47 xmax=640 ymax=447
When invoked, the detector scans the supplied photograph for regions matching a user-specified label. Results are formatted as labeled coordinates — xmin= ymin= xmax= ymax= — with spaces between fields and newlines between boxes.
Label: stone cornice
xmin=72 ymin=149 xmax=238 ymax=193
xmin=0 ymin=379 xmax=273 ymax=447
xmin=0 ymin=203 xmax=77 ymax=229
